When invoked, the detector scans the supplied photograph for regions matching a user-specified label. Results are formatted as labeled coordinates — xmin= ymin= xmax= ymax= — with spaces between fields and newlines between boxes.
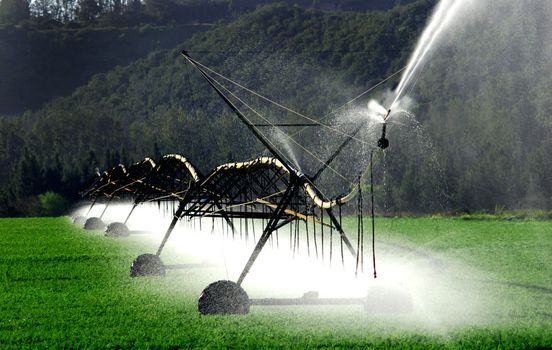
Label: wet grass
xmin=0 ymin=216 xmax=551 ymax=349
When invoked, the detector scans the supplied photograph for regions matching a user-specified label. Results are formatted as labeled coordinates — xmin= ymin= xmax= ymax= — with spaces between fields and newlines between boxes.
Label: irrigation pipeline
xmin=181 ymin=50 xmax=392 ymax=278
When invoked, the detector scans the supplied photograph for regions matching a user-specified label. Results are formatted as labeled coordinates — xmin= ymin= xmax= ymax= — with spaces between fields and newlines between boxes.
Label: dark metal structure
xmin=80 ymin=164 xmax=127 ymax=230
xmin=73 ymin=169 xmax=103 ymax=225
xmin=77 ymin=155 xmax=202 ymax=236
xmin=130 ymin=154 xmax=362 ymax=313
xmin=132 ymin=154 xmax=201 ymax=204
xmin=104 ymin=157 xmax=157 ymax=236
xmin=128 ymin=51 xmax=384 ymax=315
xmin=74 ymin=48 xmax=399 ymax=315
xmin=120 ymin=154 xmax=201 ymax=232
xmin=125 ymin=154 xmax=205 ymax=276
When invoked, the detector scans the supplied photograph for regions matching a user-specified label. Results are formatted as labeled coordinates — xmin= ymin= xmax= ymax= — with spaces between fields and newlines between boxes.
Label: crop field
xmin=0 ymin=216 xmax=551 ymax=349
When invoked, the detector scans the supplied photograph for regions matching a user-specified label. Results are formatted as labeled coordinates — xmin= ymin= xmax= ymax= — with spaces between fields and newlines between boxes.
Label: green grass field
xmin=0 ymin=216 xmax=551 ymax=349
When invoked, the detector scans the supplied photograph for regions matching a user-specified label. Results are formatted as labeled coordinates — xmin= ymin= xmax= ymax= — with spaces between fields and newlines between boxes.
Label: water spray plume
xmin=391 ymin=0 xmax=466 ymax=109
xmin=367 ymin=99 xmax=388 ymax=119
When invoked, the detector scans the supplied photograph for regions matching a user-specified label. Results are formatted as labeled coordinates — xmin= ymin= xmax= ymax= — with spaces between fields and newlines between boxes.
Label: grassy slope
xmin=0 ymin=217 xmax=551 ymax=349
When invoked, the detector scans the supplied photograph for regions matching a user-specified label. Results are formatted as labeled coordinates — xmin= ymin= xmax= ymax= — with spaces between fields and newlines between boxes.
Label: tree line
xmin=0 ymin=0 xmax=418 ymax=28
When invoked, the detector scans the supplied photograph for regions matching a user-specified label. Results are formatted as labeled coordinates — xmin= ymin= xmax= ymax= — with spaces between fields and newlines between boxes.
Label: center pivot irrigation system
xmin=77 ymin=50 xmax=401 ymax=315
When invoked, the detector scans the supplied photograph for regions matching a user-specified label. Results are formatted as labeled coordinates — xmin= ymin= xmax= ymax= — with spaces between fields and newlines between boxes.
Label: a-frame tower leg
xmin=236 ymin=182 xmax=299 ymax=286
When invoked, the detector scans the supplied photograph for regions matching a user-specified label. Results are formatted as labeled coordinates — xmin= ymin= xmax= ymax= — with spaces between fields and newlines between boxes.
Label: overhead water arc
xmin=390 ymin=0 xmax=468 ymax=110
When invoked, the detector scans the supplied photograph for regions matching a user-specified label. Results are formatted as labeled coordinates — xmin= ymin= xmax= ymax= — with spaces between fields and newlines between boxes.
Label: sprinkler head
xmin=377 ymin=137 xmax=389 ymax=150
xmin=383 ymin=109 xmax=392 ymax=121
xmin=377 ymin=122 xmax=389 ymax=150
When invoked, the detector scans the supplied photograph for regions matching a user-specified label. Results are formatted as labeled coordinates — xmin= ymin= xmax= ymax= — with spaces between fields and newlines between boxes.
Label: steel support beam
xmin=236 ymin=182 xmax=299 ymax=286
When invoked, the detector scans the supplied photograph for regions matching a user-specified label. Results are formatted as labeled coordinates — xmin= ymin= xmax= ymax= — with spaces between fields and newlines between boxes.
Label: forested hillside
xmin=2 ymin=0 xmax=551 ymax=216
xmin=0 ymin=24 xmax=210 ymax=115
xmin=0 ymin=1 xmax=432 ymax=216
xmin=0 ymin=0 xmax=417 ymax=116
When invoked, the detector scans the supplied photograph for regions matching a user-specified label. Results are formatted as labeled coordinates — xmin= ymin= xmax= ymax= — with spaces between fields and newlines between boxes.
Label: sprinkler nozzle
xmin=377 ymin=122 xmax=389 ymax=150
xmin=383 ymin=109 xmax=392 ymax=120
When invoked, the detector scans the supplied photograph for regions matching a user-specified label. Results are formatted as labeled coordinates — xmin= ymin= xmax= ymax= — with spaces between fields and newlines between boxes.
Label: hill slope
xmin=0 ymin=24 xmax=210 ymax=115
xmin=4 ymin=0 xmax=552 ymax=216
xmin=0 ymin=1 xmax=433 ymax=215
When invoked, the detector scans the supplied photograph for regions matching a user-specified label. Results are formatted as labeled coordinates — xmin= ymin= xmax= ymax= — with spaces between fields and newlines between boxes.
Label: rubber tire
xmin=130 ymin=253 xmax=165 ymax=277
xmin=198 ymin=280 xmax=250 ymax=315
xmin=105 ymin=222 xmax=130 ymax=237
xmin=73 ymin=216 xmax=86 ymax=225
xmin=84 ymin=217 xmax=107 ymax=231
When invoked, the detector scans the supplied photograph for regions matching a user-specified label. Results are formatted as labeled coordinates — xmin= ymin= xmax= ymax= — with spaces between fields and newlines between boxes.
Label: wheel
xmin=130 ymin=253 xmax=165 ymax=277
xmin=73 ymin=216 xmax=86 ymax=225
xmin=198 ymin=280 xmax=249 ymax=315
xmin=105 ymin=222 xmax=130 ymax=237
xmin=364 ymin=283 xmax=413 ymax=314
xmin=84 ymin=217 xmax=107 ymax=230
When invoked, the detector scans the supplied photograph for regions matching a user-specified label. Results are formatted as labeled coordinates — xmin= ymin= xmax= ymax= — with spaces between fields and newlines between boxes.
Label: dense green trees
xmin=2 ymin=0 xmax=551 ymax=216
xmin=0 ymin=1 xmax=433 ymax=216
xmin=0 ymin=24 xmax=209 ymax=115
xmin=0 ymin=0 xmax=416 ymax=116
xmin=0 ymin=0 xmax=29 ymax=24
xmin=3 ymin=0 xmax=418 ymax=28
xmin=76 ymin=0 xmax=102 ymax=22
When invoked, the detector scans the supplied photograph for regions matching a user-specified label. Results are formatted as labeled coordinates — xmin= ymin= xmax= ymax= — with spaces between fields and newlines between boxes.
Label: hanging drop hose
xmin=370 ymin=149 xmax=378 ymax=279
xmin=370 ymin=110 xmax=390 ymax=278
